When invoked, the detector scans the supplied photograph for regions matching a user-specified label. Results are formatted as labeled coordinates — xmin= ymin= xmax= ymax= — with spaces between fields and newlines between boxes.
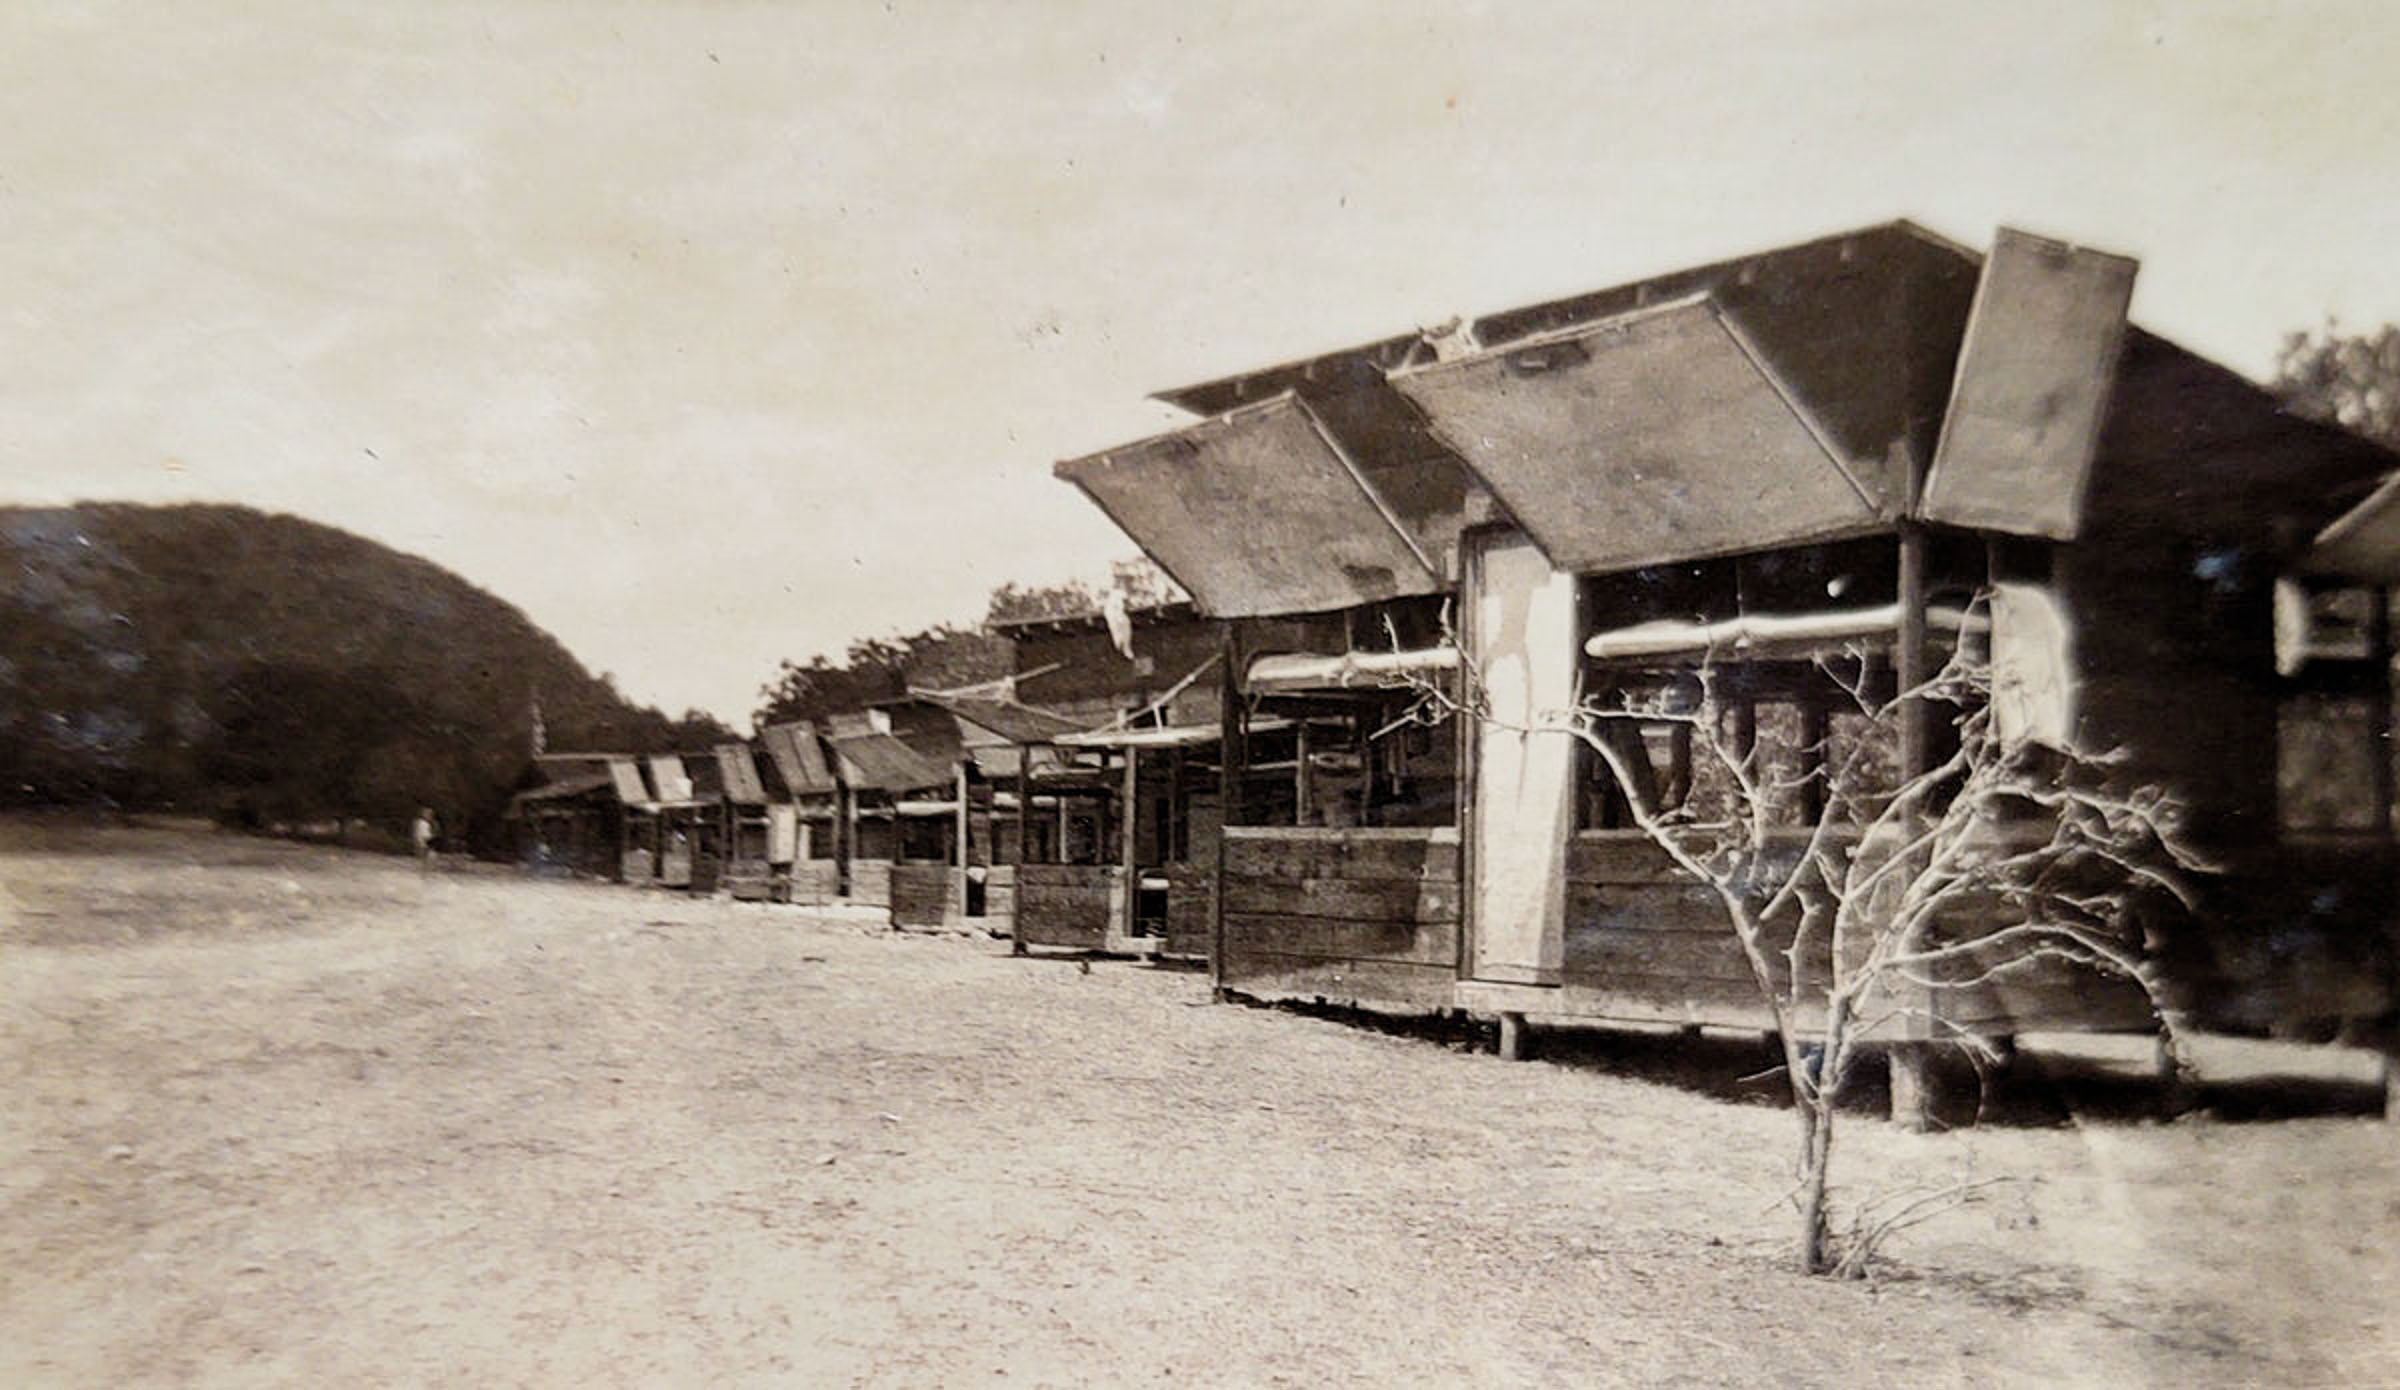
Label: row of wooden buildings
xmin=517 ymin=220 xmax=2400 ymax=1120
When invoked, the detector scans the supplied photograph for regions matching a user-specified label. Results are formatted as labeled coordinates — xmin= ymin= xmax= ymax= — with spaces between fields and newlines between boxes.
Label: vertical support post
xmin=1212 ymin=620 xmax=1243 ymax=1001
xmin=1119 ymin=745 xmax=1142 ymax=949
xmin=1498 ymin=1011 xmax=1532 ymax=1062
xmin=955 ymin=760 xmax=972 ymax=922
xmin=840 ymin=786 xmax=857 ymax=899
xmin=2369 ymin=586 xmax=2394 ymax=841
xmin=1167 ymin=743 xmax=1184 ymax=862
xmin=1295 ymin=718 xmax=1314 ymax=824
xmin=1120 ymin=747 xmax=1140 ymax=874
xmin=1017 ymin=746 xmax=1034 ymax=866
xmin=1897 ymin=523 xmax=1930 ymax=783
xmin=1885 ymin=522 xmax=1945 ymax=1134
xmin=1888 ymin=1044 xmax=1937 ymax=1132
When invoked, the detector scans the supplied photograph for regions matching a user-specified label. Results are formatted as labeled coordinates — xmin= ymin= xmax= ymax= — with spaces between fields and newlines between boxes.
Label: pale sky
xmin=6 ymin=1 xmax=2399 ymax=724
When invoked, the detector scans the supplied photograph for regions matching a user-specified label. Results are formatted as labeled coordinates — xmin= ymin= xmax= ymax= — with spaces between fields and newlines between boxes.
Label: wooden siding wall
xmin=889 ymin=863 xmax=954 ymax=928
xmin=2058 ymin=535 xmax=2276 ymax=848
xmin=1013 ymin=863 xmax=1119 ymax=951
xmin=1560 ymin=832 xmax=2156 ymax=1036
xmin=786 ymin=861 xmax=842 ymax=906
xmin=982 ymin=865 xmax=1017 ymax=932
xmin=1163 ymin=863 xmax=1214 ymax=960
xmin=848 ymin=859 xmax=893 ymax=910
xmin=1218 ymin=827 xmax=1460 ymax=1009
xmin=2057 ymin=538 xmax=2399 ymax=1035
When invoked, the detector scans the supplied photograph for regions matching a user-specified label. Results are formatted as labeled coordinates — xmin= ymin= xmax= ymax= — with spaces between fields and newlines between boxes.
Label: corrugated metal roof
xmin=828 ymin=731 xmax=951 ymax=794
xmin=1922 ymin=228 xmax=2137 ymax=539
xmin=760 ymin=721 xmax=838 ymax=796
xmin=1055 ymin=393 xmax=1442 ymax=618
xmin=1391 ymin=296 xmax=1882 ymax=573
xmin=713 ymin=743 xmax=768 ymax=805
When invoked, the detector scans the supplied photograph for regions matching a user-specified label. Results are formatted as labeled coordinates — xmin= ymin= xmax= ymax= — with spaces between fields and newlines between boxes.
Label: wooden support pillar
xmin=1016 ymin=746 xmax=1034 ymax=866
xmin=2370 ymin=586 xmax=2394 ymax=841
xmin=2156 ymin=1029 xmax=2196 ymax=1116
xmin=1897 ymin=523 xmax=1931 ymax=781
xmin=1888 ymin=1043 xmax=1938 ymax=1132
xmin=1498 ymin=1011 xmax=1532 ymax=1062
xmin=1119 ymin=747 xmax=1140 ymax=874
xmin=1885 ymin=525 xmax=1939 ymax=1135
xmin=1166 ymin=743 xmax=1184 ymax=862
xmin=1211 ymin=620 xmax=1243 ymax=1001
xmin=840 ymin=789 xmax=857 ymax=899
xmin=955 ymin=763 xmax=970 ymax=871
xmin=1119 ymin=745 xmax=1145 ymax=953
xmin=1295 ymin=718 xmax=1314 ymax=824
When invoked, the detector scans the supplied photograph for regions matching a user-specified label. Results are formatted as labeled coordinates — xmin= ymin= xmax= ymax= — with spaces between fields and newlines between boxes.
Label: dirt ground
xmin=3 ymin=818 xmax=2395 ymax=1387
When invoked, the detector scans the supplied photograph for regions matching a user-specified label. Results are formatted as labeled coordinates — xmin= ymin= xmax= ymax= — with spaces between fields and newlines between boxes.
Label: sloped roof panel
xmin=1055 ymin=394 xmax=1442 ymax=618
xmin=645 ymin=754 xmax=694 ymax=803
xmin=760 ymin=722 xmax=838 ymax=796
xmin=830 ymin=732 xmax=951 ymax=794
xmin=917 ymin=693 xmax=1091 ymax=745
xmin=2305 ymin=473 xmax=2400 ymax=581
xmin=1390 ymin=296 xmax=1882 ymax=573
xmin=1922 ymin=228 xmax=2137 ymax=539
xmin=713 ymin=743 xmax=768 ymax=805
xmin=606 ymin=757 xmax=652 ymax=807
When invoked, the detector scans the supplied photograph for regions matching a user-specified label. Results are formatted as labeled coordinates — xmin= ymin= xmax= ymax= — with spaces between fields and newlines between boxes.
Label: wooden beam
xmin=1017 ymin=747 xmax=1034 ymax=865
xmin=1897 ymin=523 xmax=1930 ymax=782
xmin=1295 ymin=718 xmax=1314 ymax=824
xmin=2371 ymin=586 xmax=2394 ymax=841
xmin=1212 ymin=620 xmax=1242 ymax=1000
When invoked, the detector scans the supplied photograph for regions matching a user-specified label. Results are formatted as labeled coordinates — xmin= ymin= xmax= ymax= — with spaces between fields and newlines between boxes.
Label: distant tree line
xmin=2276 ymin=321 xmax=2400 ymax=452
xmin=752 ymin=558 xmax=1178 ymax=728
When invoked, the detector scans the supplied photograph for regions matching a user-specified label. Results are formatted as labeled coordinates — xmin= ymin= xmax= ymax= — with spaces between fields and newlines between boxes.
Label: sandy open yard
xmin=2 ymin=817 xmax=2395 ymax=1386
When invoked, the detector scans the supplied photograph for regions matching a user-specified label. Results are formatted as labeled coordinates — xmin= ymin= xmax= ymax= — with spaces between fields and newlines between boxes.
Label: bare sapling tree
xmin=1404 ymin=595 xmax=2208 ymax=1276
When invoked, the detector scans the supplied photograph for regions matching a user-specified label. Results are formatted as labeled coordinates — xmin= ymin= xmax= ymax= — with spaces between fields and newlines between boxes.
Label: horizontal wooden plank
xmin=1163 ymin=871 xmax=1214 ymax=960
xmin=1550 ymin=968 xmax=1776 ymax=1020
xmin=1566 ymin=879 xmax=1728 ymax=935
xmin=847 ymin=860 xmax=892 ymax=909
xmin=1013 ymin=887 xmax=1114 ymax=918
xmin=1223 ymin=875 xmax=1460 ymax=924
xmin=1222 ymin=912 xmax=1459 ymax=967
xmin=1224 ymin=832 xmax=1460 ymax=884
xmin=889 ymin=864 xmax=952 ymax=927
xmin=1219 ymin=951 xmax=1457 ymax=1012
xmin=1564 ymin=925 xmax=1761 ymax=986
xmin=785 ymin=862 xmax=841 ymax=906
xmin=1013 ymin=864 xmax=1120 ymax=890
xmin=1014 ymin=918 xmax=1109 ymax=951
xmin=1567 ymin=834 xmax=1683 ymax=885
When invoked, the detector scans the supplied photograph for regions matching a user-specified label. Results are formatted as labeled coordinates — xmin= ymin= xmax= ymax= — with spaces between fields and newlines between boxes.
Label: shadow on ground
xmin=1228 ymin=993 xmax=2388 ymax=1128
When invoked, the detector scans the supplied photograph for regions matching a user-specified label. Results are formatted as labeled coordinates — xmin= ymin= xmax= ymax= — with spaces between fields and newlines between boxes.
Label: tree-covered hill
xmin=1 ymin=502 xmax=723 ymax=846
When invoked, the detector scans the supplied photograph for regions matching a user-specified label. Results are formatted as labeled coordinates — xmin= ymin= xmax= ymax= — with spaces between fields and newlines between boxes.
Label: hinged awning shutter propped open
xmin=1055 ymin=393 xmax=1443 ymax=618
xmin=1387 ymin=295 xmax=1883 ymax=572
xmin=1921 ymin=228 xmax=2138 ymax=539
